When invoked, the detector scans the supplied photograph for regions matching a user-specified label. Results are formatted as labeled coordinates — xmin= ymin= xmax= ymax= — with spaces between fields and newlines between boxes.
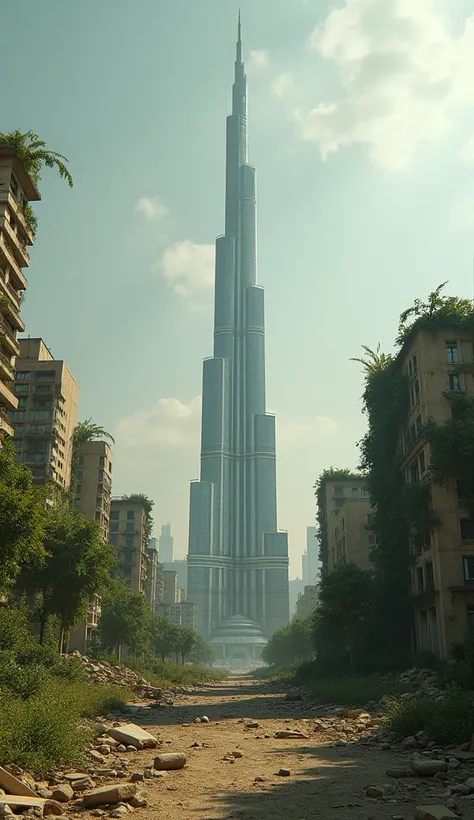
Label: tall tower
xmin=187 ymin=17 xmax=289 ymax=663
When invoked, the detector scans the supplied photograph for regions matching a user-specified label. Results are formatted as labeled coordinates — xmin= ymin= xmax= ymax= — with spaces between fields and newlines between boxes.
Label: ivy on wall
xmin=314 ymin=468 xmax=361 ymax=575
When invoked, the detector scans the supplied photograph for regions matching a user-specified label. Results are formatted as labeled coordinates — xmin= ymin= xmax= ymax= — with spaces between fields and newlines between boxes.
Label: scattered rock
xmin=386 ymin=768 xmax=411 ymax=779
xmin=277 ymin=769 xmax=291 ymax=777
xmin=366 ymin=786 xmax=385 ymax=798
xmin=130 ymin=774 xmax=144 ymax=783
xmin=254 ymin=777 xmax=267 ymax=783
xmin=43 ymin=801 xmax=65 ymax=816
xmin=231 ymin=751 xmax=243 ymax=759
xmin=129 ymin=794 xmax=147 ymax=809
xmin=82 ymin=785 xmax=137 ymax=809
xmin=274 ymin=730 xmax=309 ymax=740
xmin=154 ymin=754 xmax=187 ymax=771
xmin=201 ymin=716 xmax=210 ymax=723
xmin=194 ymin=718 xmax=202 ymax=724
xmin=411 ymin=760 xmax=447 ymax=777
xmin=414 ymin=806 xmax=458 ymax=820
xmin=51 ymin=786 xmax=74 ymax=804
xmin=246 ymin=721 xmax=259 ymax=729
xmin=106 ymin=725 xmax=158 ymax=750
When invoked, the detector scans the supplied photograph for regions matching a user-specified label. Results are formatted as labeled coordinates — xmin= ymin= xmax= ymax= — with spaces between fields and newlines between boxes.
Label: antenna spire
xmin=236 ymin=10 xmax=243 ymax=63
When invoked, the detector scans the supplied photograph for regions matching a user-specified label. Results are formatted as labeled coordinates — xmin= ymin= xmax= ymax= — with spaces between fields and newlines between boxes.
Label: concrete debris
xmin=82 ymin=784 xmax=137 ymax=809
xmin=414 ymin=806 xmax=458 ymax=820
xmin=0 ymin=766 xmax=37 ymax=798
xmin=154 ymin=754 xmax=186 ymax=771
xmin=274 ymin=730 xmax=309 ymax=740
xmin=411 ymin=760 xmax=447 ymax=777
xmin=277 ymin=768 xmax=291 ymax=777
xmin=106 ymin=724 xmax=158 ymax=750
xmin=65 ymin=651 xmax=172 ymax=701
xmin=51 ymin=785 xmax=74 ymax=803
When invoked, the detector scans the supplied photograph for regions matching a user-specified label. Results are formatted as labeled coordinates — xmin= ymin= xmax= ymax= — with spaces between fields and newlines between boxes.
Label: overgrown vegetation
xmin=314 ymin=468 xmax=360 ymax=573
xmin=387 ymin=688 xmax=474 ymax=745
xmin=261 ymin=618 xmax=313 ymax=668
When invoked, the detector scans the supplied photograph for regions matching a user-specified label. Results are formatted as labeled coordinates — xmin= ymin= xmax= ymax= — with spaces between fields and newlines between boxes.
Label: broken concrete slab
xmin=0 ymin=796 xmax=45 ymax=809
xmin=0 ymin=766 xmax=38 ymax=798
xmin=274 ymin=730 xmax=309 ymax=740
xmin=411 ymin=759 xmax=447 ymax=777
xmin=106 ymin=725 xmax=158 ymax=749
xmin=82 ymin=784 xmax=137 ymax=809
xmin=414 ymin=806 xmax=457 ymax=820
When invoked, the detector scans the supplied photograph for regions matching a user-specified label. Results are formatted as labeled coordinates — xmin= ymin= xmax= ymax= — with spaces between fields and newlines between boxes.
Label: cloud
xmin=292 ymin=0 xmax=474 ymax=171
xmin=115 ymin=396 xmax=201 ymax=449
xmin=136 ymin=196 xmax=168 ymax=222
xmin=248 ymin=49 xmax=269 ymax=71
xmin=272 ymin=72 xmax=294 ymax=100
xmin=461 ymin=138 xmax=474 ymax=167
xmin=278 ymin=416 xmax=338 ymax=447
xmin=158 ymin=240 xmax=215 ymax=297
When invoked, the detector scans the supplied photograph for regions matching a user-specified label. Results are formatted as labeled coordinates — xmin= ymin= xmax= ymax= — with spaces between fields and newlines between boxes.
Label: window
xmin=368 ymin=533 xmax=376 ymax=547
xmin=425 ymin=560 xmax=434 ymax=590
xmin=127 ymin=510 xmax=135 ymax=520
xmin=110 ymin=522 xmax=119 ymax=533
xmin=334 ymin=486 xmax=344 ymax=496
xmin=351 ymin=487 xmax=359 ymax=498
xmin=35 ymin=384 xmax=52 ymax=393
xmin=10 ymin=176 xmax=19 ymax=198
xmin=463 ymin=556 xmax=474 ymax=582
xmin=362 ymin=487 xmax=370 ymax=498
xmin=461 ymin=519 xmax=474 ymax=541
xmin=416 ymin=566 xmax=424 ymax=592
xmin=449 ymin=374 xmax=461 ymax=392
xmin=410 ymin=461 xmax=420 ymax=483
xmin=126 ymin=522 xmax=135 ymax=533
xmin=35 ymin=370 xmax=55 ymax=379
xmin=446 ymin=342 xmax=459 ymax=364
xmin=17 ymin=396 xmax=27 ymax=408
xmin=110 ymin=534 xmax=118 ymax=546
xmin=78 ymin=456 xmax=84 ymax=466
xmin=99 ymin=456 xmax=105 ymax=467
xmin=76 ymin=484 xmax=82 ymax=495
xmin=125 ymin=537 xmax=134 ymax=549
xmin=419 ymin=450 xmax=426 ymax=475
xmin=110 ymin=510 xmax=119 ymax=520
xmin=16 ymin=371 xmax=31 ymax=381
xmin=77 ymin=470 xmax=83 ymax=482
xmin=12 ymin=439 xmax=22 ymax=450
xmin=10 ymin=411 xmax=25 ymax=420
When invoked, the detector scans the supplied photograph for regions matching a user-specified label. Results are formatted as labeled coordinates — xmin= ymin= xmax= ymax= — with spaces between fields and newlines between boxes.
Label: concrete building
xmin=11 ymin=338 xmax=79 ymax=488
xmin=68 ymin=440 xmax=113 ymax=652
xmin=187 ymin=17 xmax=289 ymax=661
xmin=318 ymin=476 xmax=370 ymax=574
xmin=159 ymin=523 xmax=174 ymax=564
xmin=146 ymin=540 xmax=160 ymax=612
xmin=163 ymin=570 xmax=179 ymax=604
xmin=289 ymin=578 xmax=305 ymax=617
xmin=333 ymin=498 xmax=373 ymax=571
xmin=302 ymin=526 xmax=319 ymax=583
xmin=110 ymin=497 xmax=151 ymax=596
xmin=0 ymin=147 xmax=40 ymax=437
xmin=158 ymin=601 xmax=197 ymax=630
xmin=296 ymin=585 xmax=318 ymax=620
xmin=163 ymin=559 xmax=187 ymax=596
xmin=397 ymin=327 xmax=474 ymax=656
xmin=75 ymin=440 xmax=113 ymax=542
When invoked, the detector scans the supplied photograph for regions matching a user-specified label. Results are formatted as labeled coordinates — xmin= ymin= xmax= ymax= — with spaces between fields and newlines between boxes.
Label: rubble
xmin=154 ymin=754 xmax=186 ymax=771
xmin=82 ymin=784 xmax=137 ymax=809
xmin=64 ymin=651 xmax=172 ymax=701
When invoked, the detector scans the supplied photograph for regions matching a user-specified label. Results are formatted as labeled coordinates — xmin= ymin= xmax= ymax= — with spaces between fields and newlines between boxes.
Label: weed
xmin=387 ymin=688 xmax=474 ymax=744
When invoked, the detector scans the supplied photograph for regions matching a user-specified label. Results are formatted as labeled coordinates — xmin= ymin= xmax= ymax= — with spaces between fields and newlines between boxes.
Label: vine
xmin=314 ymin=467 xmax=361 ymax=574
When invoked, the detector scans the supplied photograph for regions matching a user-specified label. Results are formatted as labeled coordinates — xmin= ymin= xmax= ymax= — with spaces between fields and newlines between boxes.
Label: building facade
xmin=162 ymin=559 xmax=187 ymax=597
xmin=302 ymin=526 xmax=319 ymax=583
xmin=295 ymin=585 xmax=318 ymax=620
xmin=159 ymin=523 xmax=174 ymax=564
xmin=12 ymin=338 xmax=79 ymax=488
xmin=110 ymin=497 xmax=150 ymax=596
xmin=399 ymin=327 xmax=474 ymax=656
xmin=158 ymin=601 xmax=198 ymax=631
xmin=320 ymin=477 xmax=371 ymax=574
xmin=187 ymin=18 xmax=289 ymax=661
xmin=163 ymin=570 xmax=179 ymax=604
xmin=333 ymin=498 xmax=373 ymax=571
xmin=0 ymin=147 xmax=40 ymax=437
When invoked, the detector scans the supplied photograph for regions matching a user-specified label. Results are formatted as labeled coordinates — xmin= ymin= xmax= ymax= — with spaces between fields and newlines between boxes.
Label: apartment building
xmin=302 ymin=526 xmax=319 ymax=583
xmin=68 ymin=440 xmax=113 ymax=652
xmin=162 ymin=559 xmax=187 ymax=597
xmin=146 ymin=542 xmax=160 ymax=612
xmin=110 ymin=497 xmax=150 ymax=595
xmin=320 ymin=476 xmax=371 ymax=573
xmin=0 ymin=148 xmax=40 ymax=435
xmin=11 ymin=339 xmax=79 ymax=488
xmin=333 ymin=498 xmax=373 ymax=571
xmin=399 ymin=327 xmax=474 ymax=656
xmin=159 ymin=522 xmax=174 ymax=563
xmin=295 ymin=585 xmax=318 ymax=619
xmin=75 ymin=440 xmax=113 ymax=541
xmin=158 ymin=601 xmax=197 ymax=630
xmin=163 ymin=570 xmax=179 ymax=604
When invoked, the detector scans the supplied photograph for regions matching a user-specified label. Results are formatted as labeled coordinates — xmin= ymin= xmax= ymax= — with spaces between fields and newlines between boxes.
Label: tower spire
xmin=236 ymin=10 xmax=242 ymax=63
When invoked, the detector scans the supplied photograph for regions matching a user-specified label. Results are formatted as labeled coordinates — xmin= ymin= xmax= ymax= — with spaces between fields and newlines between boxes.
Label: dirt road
xmin=91 ymin=676 xmax=474 ymax=820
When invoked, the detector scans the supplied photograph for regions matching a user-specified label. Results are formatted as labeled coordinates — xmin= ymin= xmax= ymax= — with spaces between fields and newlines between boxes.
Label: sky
xmin=3 ymin=0 xmax=474 ymax=576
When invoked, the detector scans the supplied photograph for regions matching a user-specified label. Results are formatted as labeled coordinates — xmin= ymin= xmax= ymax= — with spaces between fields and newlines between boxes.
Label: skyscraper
xmin=187 ymin=17 xmax=289 ymax=663
xmin=159 ymin=523 xmax=174 ymax=564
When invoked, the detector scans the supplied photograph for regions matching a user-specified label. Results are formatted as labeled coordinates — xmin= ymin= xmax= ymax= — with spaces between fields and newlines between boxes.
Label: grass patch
xmin=124 ymin=657 xmax=227 ymax=687
xmin=387 ymin=688 xmax=474 ymax=745
xmin=253 ymin=666 xmax=296 ymax=682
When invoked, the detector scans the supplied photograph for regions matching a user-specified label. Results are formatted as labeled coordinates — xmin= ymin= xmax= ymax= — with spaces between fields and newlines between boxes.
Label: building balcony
xmin=0 ymin=405 xmax=14 ymax=436
xmin=0 ymin=216 xmax=30 ymax=267
xmin=0 ymin=378 xmax=18 ymax=413
xmin=5 ymin=192 xmax=35 ymax=246
xmin=0 ymin=236 xmax=27 ymax=291
xmin=0 ymin=349 xmax=14 ymax=381
xmin=24 ymin=453 xmax=48 ymax=465
xmin=0 ymin=320 xmax=19 ymax=356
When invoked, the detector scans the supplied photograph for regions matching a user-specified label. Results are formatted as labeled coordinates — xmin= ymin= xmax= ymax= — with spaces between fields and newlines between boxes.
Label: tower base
xmin=209 ymin=614 xmax=267 ymax=670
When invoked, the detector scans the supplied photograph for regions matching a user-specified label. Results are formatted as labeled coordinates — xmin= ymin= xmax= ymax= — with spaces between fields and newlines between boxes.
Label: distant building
xmin=159 ymin=523 xmax=174 ymax=564
xmin=162 ymin=559 xmax=187 ymax=596
xmin=163 ymin=570 xmax=179 ymax=604
xmin=318 ymin=476 xmax=370 ymax=574
xmin=333 ymin=498 xmax=373 ymax=571
xmin=296 ymin=585 xmax=318 ymax=620
xmin=146 ymin=541 xmax=160 ymax=612
xmin=302 ymin=526 xmax=319 ymax=583
xmin=110 ymin=497 xmax=151 ymax=596
xmin=289 ymin=578 xmax=305 ymax=618
xmin=158 ymin=601 xmax=197 ymax=631
xmin=0 ymin=146 xmax=40 ymax=436
xmin=12 ymin=338 xmax=79 ymax=489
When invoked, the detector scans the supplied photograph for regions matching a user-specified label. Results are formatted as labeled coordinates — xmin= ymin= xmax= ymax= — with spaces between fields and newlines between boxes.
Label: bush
xmin=387 ymin=688 xmax=474 ymax=744
xmin=294 ymin=665 xmax=402 ymax=705
xmin=125 ymin=656 xmax=226 ymax=687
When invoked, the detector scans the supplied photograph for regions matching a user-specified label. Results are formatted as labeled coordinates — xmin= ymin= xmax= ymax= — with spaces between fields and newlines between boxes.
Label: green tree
xmin=69 ymin=419 xmax=115 ymax=501
xmin=190 ymin=634 xmax=215 ymax=666
xmin=314 ymin=468 xmax=361 ymax=573
xmin=262 ymin=618 xmax=313 ymax=668
xmin=18 ymin=500 xmax=116 ymax=648
xmin=98 ymin=579 xmax=150 ymax=657
xmin=316 ymin=563 xmax=373 ymax=669
xmin=0 ymin=438 xmax=46 ymax=593
xmin=174 ymin=626 xmax=197 ymax=665
xmin=150 ymin=615 xmax=179 ymax=662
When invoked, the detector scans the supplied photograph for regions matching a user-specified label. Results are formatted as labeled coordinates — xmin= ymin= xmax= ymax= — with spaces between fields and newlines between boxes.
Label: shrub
xmin=387 ymin=688 xmax=474 ymax=744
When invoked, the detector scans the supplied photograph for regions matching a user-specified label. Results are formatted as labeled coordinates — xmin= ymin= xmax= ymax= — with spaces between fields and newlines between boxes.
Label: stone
xmin=274 ymin=730 xmax=309 ymax=740
xmin=402 ymin=736 xmax=419 ymax=749
xmin=43 ymin=801 xmax=65 ymax=816
xmin=412 ymin=760 xmax=447 ymax=777
xmin=116 ymin=745 xmax=127 ymax=753
xmin=194 ymin=718 xmax=201 ymax=724
xmin=231 ymin=751 xmax=243 ymax=759
xmin=130 ymin=774 xmax=144 ymax=783
xmin=126 ymin=747 xmax=136 ymax=753
xmin=87 ymin=751 xmax=106 ymax=764
xmin=153 ymin=754 xmax=186 ymax=771
xmin=366 ymin=786 xmax=385 ymax=798
xmin=51 ymin=786 xmax=74 ymax=803
xmin=277 ymin=769 xmax=291 ymax=777
xmin=386 ymin=768 xmax=411 ymax=779
xmin=414 ymin=806 xmax=458 ymax=820
xmin=106 ymin=725 xmax=158 ymax=750
xmin=465 ymin=777 xmax=474 ymax=791
xmin=37 ymin=789 xmax=53 ymax=799
xmin=82 ymin=785 xmax=137 ymax=809
xmin=0 ymin=798 xmax=45 ymax=811
xmin=129 ymin=795 xmax=147 ymax=809
xmin=109 ymin=808 xmax=128 ymax=818
xmin=0 ymin=809 xmax=13 ymax=817
xmin=246 ymin=721 xmax=259 ymax=729
xmin=91 ymin=811 xmax=106 ymax=817
xmin=254 ymin=777 xmax=267 ymax=783
xmin=98 ymin=746 xmax=111 ymax=756
xmin=201 ymin=716 xmax=210 ymax=723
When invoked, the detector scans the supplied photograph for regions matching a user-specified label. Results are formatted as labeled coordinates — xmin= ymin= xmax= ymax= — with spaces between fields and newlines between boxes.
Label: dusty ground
xmin=94 ymin=677 xmax=474 ymax=820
